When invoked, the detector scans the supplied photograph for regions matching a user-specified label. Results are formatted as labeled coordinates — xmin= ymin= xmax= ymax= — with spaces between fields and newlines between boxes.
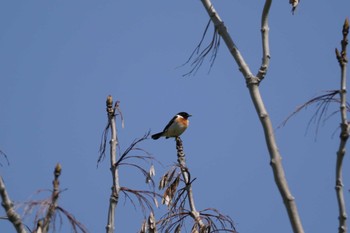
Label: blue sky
xmin=1 ymin=1 xmax=350 ymax=233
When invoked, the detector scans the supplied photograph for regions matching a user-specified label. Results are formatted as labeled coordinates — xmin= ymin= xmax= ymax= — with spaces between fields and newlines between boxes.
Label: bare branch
xmin=102 ymin=96 xmax=157 ymax=233
xmin=175 ymin=137 xmax=204 ymax=229
xmin=104 ymin=95 xmax=120 ymax=233
xmin=98 ymin=96 xmax=122 ymax=166
xmin=279 ymin=18 xmax=349 ymax=233
xmin=41 ymin=163 xmax=62 ymax=233
xmin=335 ymin=17 xmax=349 ymax=233
xmin=335 ymin=18 xmax=349 ymax=68
xmin=256 ymin=0 xmax=272 ymax=81
xmin=198 ymin=1 xmax=305 ymax=232
xmin=248 ymin=83 xmax=303 ymax=233
xmin=0 ymin=176 xmax=27 ymax=233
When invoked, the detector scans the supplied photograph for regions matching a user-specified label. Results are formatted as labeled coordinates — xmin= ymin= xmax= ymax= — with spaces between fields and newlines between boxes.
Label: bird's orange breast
xmin=177 ymin=117 xmax=189 ymax=128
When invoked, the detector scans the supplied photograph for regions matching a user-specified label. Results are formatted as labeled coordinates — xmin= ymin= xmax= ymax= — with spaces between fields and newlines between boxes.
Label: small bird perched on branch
xmin=152 ymin=112 xmax=192 ymax=140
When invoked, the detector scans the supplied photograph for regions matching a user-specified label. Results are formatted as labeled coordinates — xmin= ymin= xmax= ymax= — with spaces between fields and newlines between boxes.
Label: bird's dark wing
xmin=162 ymin=116 xmax=177 ymax=132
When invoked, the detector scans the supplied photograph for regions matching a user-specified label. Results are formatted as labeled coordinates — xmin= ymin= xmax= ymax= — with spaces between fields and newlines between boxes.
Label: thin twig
xmin=55 ymin=206 xmax=89 ymax=233
xmin=120 ymin=187 xmax=160 ymax=216
xmin=0 ymin=149 xmax=10 ymax=167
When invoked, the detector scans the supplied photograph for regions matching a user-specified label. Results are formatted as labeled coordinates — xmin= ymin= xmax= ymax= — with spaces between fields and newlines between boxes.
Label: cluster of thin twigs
xmin=181 ymin=19 xmax=220 ymax=77
xmin=157 ymin=170 xmax=236 ymax=232
xmin=114 ymin=137 xmax=160 ymax=216
xmin=279 ymin=19 xmax=349 ymax=137
xmin=99 ymin=96 xmax=160 ymax=233
xmin=278 ymin=90 xmax=343 ymax=135
xmin=17 ymin=164 xmax=88 ymax=233
xmin=155 ymin=139 xmax=236 ymax=233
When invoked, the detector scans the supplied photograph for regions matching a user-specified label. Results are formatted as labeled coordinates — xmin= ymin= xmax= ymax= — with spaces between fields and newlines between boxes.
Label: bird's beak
xmin=189 ymin=114 xmax=192 ymax=117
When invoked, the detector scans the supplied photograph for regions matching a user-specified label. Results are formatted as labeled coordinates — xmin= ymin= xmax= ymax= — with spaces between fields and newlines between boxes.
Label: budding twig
xmin=335 ymin=18 xmax=349 ymax=233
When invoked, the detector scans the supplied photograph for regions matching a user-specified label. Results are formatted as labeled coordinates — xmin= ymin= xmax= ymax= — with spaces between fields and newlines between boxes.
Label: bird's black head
xmin=177 ymin=112 xmax=192 ymax=119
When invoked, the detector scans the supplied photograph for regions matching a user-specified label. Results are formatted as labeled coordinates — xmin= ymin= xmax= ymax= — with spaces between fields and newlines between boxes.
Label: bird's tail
xmin=151 ymin=132 xmax=163 ymax=140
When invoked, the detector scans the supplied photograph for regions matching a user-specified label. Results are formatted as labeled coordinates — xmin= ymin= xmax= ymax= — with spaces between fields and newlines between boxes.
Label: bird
xmin=151 ymin=112 xmax=192 ymax=140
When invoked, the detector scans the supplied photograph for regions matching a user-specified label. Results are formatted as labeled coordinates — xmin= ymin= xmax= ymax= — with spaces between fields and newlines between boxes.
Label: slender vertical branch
xmin=105 ymin=95 xmax=120 ymax=233
xmin=257 ymin=0 xmax=272 ymax=80
xmin=198 ymin=1 xmax=305 ymax=232
xmin=42 ymin=163 xmax=62 ymax=233
xmin=175 ymin=137 xmax=205 ymax=229
xmin=335 ymin=18 xmax=349 ymax=233
xmin=0 ymin=176 xmax=27 ymax=233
